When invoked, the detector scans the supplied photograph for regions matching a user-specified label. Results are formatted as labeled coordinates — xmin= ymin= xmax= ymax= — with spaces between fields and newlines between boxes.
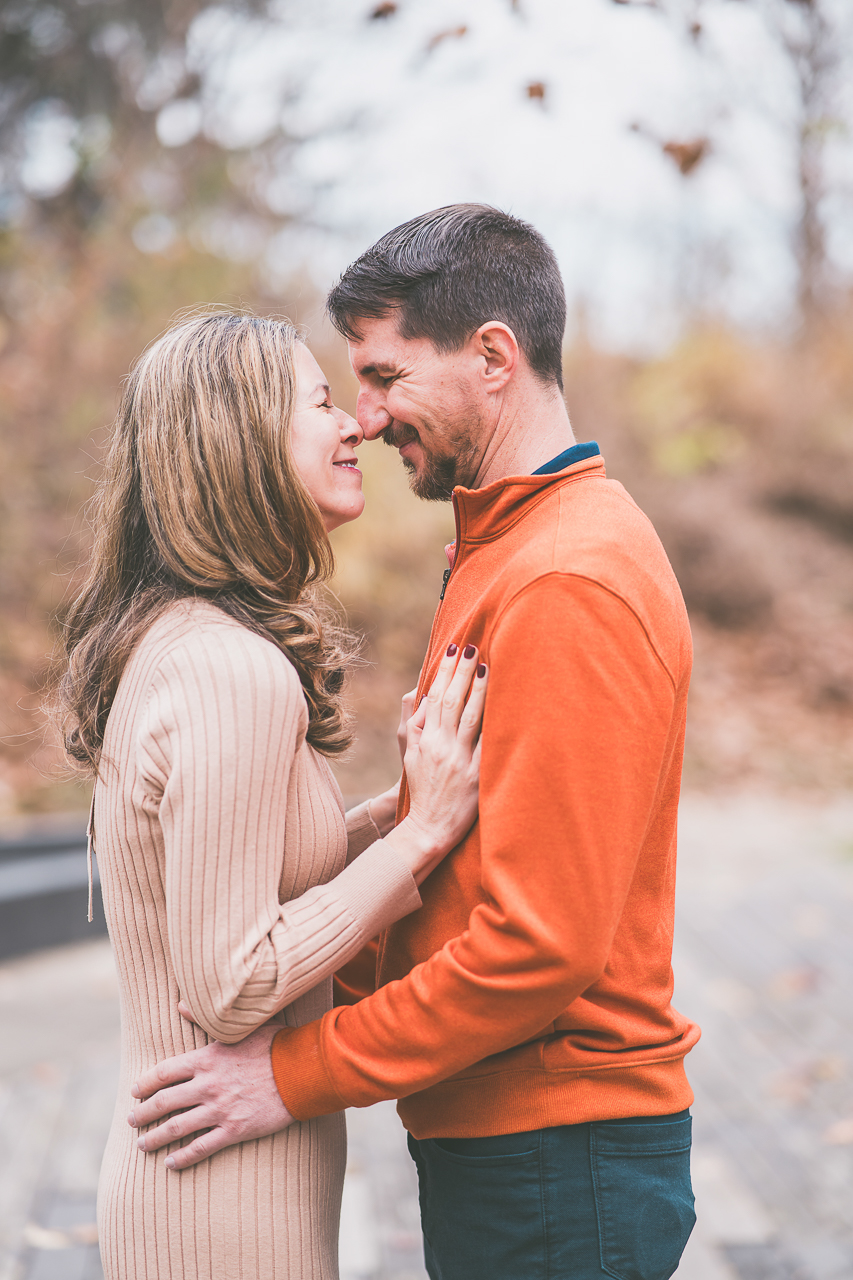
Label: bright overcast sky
xmin=162 ymin=0 xmax=851 ymax=345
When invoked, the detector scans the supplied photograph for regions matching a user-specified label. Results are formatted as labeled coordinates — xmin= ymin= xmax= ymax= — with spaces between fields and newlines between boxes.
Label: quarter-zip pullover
xmin=271 ymin=452 xmax=700 ymax=1138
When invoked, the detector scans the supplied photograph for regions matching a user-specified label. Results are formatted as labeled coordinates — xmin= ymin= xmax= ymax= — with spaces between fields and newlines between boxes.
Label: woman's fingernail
xmin=446 ymin=643 xmax=458 ymax=657
xmin=130 ymin=1084 xmax=140 ymax=1098
xmin=477 ymin=664 xmax=486 ymax=678
xmin=463 ymin=644 xmax=476 ymax=660
xmin=127 ymin=1112 xmax=136 ymax=1127
xmin=137 ymin=1136 xmax=146 ymax=1150
xmin=165 ymin=1156 xmax=175 ymax=1170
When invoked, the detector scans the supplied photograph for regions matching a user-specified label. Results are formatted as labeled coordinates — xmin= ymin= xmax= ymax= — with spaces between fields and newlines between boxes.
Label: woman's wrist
xmin=366 ymin=782 xmax=401 ymax=838
xmin=383 ymin=814 xmax=443 ymax=884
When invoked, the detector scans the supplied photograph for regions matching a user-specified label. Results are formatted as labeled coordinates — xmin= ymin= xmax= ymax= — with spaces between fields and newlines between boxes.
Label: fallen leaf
xmin=369 ymin=2 xmax=397 ymax=18
xmin=23 ymin=1224 xmax=70 ymax=1251
xmin=662 ymin=138 xmax=709 ymax=176
xmin=769 ymin=1056 xmax=842 ymax=1105
xmin=426 ymin=25 xmax=468 ymax=53
xmin=71 ymin=1223 xmax=99 ymax=1245
xmin=704 ymin=976 xmax=755 ymax=1016
xmin=32 ymin=1061 xmax=62 ymax=1086
xmin=23 ymin=1220 xmax=98 ymax=1250
xmin=770 ymin=1068 xmax=813 ymax=1106
xmin=823 ymin=1117 xmax=853 ymax=1145
xmin=768 ymin=966 xmax=821 ymax=1000
xmin=793 ymin=903 xmax=827 ymax=938
xmin=813 ymin=1055 xmax=844 ymax=1082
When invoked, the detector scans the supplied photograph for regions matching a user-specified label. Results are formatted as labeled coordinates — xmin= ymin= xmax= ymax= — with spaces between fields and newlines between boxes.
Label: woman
xmin=56 ymin=313 xmax=485 ymax=1280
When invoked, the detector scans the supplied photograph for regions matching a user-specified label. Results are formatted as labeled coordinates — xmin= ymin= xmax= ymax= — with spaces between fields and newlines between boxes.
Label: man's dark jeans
xmin=407 ymin=1110 xmax=695 ymax=1280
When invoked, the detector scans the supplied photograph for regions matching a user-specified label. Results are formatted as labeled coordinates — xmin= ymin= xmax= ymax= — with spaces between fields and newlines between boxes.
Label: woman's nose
xmin=339 ymin=410 xmax=363 ymax=446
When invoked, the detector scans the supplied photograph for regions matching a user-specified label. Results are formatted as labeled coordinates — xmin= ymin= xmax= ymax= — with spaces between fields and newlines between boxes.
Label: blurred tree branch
xmin=765 ymin=0 xmax=841 ymax=319
xmin=622 ymin=0 xmax=850 ymax=323
xmin=0 ymin=0 xmax=266 ymax=233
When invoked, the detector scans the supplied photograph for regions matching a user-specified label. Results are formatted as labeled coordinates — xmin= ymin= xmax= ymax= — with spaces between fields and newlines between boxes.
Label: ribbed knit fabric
xmin=94 ymin=599 xmax=420 ymax=1280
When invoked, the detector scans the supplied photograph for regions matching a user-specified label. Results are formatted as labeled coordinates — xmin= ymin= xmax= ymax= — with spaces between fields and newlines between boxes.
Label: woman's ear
xmin=473 ymin=322 xmax=519 ymax=393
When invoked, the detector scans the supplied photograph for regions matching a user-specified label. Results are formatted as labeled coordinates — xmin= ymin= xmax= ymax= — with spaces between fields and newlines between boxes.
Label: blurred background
xmin=1 ymin=1 xmax=853 ymax=1278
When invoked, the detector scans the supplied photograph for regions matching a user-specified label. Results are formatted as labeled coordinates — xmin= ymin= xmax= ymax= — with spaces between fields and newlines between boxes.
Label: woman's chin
xmin=325 ymin=495 xmax=366 ymax=532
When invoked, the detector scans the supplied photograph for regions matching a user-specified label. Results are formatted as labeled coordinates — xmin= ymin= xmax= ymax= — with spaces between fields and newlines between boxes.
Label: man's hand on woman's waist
xmin=128 ymin=1015 xmax=294 ymax=1170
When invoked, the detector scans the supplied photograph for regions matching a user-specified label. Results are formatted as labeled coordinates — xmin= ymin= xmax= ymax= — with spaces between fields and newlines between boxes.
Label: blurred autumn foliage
xmin=3 ymin=219 xmax=853 ymax=812
xmin=0 ymin=219 xmax=267 ymax=811
xmin=1 ymin=0 xmax=852 ymax=814
xmin=562 ymin=321 xmax=853 ymax=791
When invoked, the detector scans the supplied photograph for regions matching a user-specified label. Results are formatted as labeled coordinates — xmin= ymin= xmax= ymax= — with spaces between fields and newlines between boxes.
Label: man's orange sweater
xmin=271 ymin=452 xmax=700 ymax=1138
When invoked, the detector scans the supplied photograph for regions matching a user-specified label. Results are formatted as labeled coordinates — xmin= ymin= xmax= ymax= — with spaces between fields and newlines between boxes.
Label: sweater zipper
xmin=418 ymin=494 xmax=462 ymax=704
xmin=439 ymin=493 xmax=463 ymax=603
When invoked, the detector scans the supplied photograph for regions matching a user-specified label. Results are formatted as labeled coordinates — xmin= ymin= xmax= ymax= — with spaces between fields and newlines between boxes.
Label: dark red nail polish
xmin=477 ymin=663 xmax=486 ymax=678
xmin=463 ymin=644 xmax=476 ymax=660
xmin=446 ymin=643 xmax=458 ymax=657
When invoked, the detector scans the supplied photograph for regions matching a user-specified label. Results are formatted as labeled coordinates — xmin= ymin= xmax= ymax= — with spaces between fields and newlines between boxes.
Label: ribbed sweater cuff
xmin=327 ymin=838 xmax=421 ymax=940
xmin=272 ymin=1021 xmax=344 ymax=1118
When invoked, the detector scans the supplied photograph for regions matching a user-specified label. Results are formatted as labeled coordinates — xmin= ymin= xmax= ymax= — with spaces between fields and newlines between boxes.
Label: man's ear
xmin=472 ymin=322 xmax=519 ymax=393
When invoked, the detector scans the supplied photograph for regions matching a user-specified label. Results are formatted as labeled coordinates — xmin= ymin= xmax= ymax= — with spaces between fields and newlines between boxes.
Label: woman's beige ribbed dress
xmin=94 ymin=600 xmax=420 ymax=1280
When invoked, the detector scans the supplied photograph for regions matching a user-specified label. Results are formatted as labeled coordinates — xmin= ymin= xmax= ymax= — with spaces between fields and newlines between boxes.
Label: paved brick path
xmin=2 ymin=794 xmax=852 ymax=1280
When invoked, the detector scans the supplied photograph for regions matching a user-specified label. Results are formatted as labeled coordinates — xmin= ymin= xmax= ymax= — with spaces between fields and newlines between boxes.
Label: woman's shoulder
xmin=139 ymin=598 xmax=278 ymax=652
xmin=128 ymin=600 xmax=306 ymax=712
xmin=127 ymin=602 xmax=311 ymax=794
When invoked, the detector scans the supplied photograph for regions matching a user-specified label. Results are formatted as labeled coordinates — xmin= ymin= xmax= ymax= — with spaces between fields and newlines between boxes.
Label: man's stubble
xmin=383 ymin=414 xmax=482 ymax=503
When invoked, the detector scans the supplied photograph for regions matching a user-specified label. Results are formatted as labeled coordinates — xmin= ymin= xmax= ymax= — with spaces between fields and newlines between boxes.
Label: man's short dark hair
xmin=327 ymin=204 xmax=566 ymax=391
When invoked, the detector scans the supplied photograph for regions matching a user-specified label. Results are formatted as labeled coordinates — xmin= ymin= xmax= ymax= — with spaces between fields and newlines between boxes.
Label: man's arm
xmin=130 ymin=1022 xmax=294 ymax=1169
xmin=272 ymin=573 xmax=684 ymax=1117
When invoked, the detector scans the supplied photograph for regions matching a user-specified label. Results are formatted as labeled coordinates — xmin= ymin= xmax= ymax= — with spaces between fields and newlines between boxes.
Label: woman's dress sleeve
xmin=344 ymin=801 xmax=385 ymax=865
xmin=135 ymin=625 xmax=420 ymax=1044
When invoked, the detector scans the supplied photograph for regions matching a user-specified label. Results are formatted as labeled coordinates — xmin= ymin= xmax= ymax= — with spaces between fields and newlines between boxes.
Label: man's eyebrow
xmin=355 ymin=362 xmax=397 ymax=378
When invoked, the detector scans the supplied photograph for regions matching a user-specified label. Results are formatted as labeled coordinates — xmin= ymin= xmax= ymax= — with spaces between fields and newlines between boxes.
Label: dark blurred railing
xmin=0 ymin=801 xmax=370 ymax=962
xmin=0 ymin=821 xmax=107 ymax=961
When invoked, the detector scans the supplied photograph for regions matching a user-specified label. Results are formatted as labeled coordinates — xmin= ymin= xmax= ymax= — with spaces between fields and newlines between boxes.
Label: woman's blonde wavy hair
xmin=57 ymin=311 xmax=356 ymax=770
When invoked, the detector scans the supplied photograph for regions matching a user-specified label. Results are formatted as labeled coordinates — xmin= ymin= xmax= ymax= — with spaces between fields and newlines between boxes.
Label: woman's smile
xmin=290 ymin=342 xmax=365 ymax=531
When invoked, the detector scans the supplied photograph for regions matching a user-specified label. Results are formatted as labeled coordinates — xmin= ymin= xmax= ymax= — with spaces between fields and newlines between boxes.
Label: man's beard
xmin=383 ymin=422 xmax=480 ymax=502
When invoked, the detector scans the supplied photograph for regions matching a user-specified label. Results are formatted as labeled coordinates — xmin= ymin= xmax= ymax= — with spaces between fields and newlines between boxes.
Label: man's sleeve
xmin=271 ymin=573 xmax=681 ymax=1116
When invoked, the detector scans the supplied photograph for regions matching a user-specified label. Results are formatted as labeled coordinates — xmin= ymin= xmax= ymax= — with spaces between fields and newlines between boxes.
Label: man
xmin=130 ymin=205 xmax=700 ymax=1279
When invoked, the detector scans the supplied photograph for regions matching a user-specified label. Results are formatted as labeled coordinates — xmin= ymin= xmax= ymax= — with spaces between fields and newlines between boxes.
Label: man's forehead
xmin=349 ymin=348 xmax=399 ymax=376
xmin=347 ymin=315 xmax=432 ymax=373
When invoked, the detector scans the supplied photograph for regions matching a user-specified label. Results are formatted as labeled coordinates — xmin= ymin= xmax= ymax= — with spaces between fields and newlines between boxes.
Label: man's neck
xmin=471 ymin=383 xmax=576 ymax=489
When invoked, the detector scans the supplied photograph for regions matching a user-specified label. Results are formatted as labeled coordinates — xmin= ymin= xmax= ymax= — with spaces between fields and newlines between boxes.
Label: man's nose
xmin=357 ymin=387 xmax=392 ymax=441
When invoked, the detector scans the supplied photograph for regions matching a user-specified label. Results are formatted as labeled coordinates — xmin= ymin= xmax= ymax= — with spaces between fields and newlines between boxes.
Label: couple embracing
xmin=58 ymin=204 xmax=700 ymax=1280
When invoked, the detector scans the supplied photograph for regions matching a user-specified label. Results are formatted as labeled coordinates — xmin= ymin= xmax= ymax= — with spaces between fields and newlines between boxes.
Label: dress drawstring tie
xmin=86 ymin=783 xmax=96 ymax=923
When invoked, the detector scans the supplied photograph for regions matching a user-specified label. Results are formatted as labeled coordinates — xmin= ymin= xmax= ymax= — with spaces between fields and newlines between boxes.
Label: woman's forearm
xmin=354 ymin=788 xmax=447 ymax=887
